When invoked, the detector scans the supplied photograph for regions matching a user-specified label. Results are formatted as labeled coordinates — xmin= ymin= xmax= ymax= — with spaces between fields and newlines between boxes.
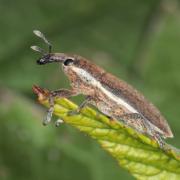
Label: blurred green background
xmin=0 ymin=0 xmax=180 ymax=179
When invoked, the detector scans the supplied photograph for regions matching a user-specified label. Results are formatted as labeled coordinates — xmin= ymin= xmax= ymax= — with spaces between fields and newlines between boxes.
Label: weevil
xmin=31 ymin=30 xmax=173 ymax=147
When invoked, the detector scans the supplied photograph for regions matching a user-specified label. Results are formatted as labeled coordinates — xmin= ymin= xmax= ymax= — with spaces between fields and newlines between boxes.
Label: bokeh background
xmin=0 ymin=0 xmax=180 ymax=179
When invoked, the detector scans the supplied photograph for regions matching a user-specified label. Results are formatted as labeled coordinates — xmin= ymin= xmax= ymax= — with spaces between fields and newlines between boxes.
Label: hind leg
xmin=152 ymin=132 xmax=165 ymax=148
xmin=115 ymin=113 xmax=165 ymax=148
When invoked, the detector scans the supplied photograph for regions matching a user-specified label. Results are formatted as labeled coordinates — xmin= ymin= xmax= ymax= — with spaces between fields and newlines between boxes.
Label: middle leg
xmin=68 ymin=96 xmax=93 ymax=115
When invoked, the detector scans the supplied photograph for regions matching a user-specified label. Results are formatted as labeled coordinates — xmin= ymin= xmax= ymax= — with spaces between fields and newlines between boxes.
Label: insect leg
xmin=114 ymin=113 xmax=145 ymax=129
xmin=152 ymin=131 xmax=165 ymax=148
xmin=118 ymin=113 xmax=142 ymax=120
xmin=68 ymin=96 xmax=92 ymax=115
xmin=44 ymin=89 xmax=78 ymax=125
xmin=55 ymin=119 xmax=64 ymax=127
xmin=116 ymin=113 xmax=165 ymax=148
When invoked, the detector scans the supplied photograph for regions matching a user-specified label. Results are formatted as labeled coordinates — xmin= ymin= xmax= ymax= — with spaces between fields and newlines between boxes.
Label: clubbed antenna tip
xmin=33 ymin=30 xmax=52 ymax=53
xmin=33 ymin=30 xmax=43 ymax=38
xmin=30 ymin=45 xmax=45 ymax=54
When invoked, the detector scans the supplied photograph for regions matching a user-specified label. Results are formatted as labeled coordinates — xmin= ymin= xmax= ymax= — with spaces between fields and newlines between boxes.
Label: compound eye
xmin=63 ymin=58 xmax=74 ymax=66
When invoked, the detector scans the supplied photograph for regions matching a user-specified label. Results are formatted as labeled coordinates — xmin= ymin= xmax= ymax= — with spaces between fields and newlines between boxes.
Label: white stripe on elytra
xmin=71 ymin=66 xmax=168 ymax=136
xmin=71 ymin=66 xmax=138 ymax=113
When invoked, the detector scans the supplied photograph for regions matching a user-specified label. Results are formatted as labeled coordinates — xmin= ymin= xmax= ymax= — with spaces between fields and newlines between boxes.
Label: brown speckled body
xmin=61 ymin=55 xmax=173 ymax=138
xmin=34 ymin=50 xmax=173 ymax=142
xmin=32 ymin=30 xmax=173 ymax=145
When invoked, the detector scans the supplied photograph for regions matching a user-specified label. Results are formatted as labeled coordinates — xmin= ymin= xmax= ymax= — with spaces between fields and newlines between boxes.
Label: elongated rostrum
xmin=31 ymin=30 xmax=173 ymax=148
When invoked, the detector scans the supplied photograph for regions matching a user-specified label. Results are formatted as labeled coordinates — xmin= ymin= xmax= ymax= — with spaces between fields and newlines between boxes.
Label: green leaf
xmin=33 ymin=85 xmax=180 ymax=180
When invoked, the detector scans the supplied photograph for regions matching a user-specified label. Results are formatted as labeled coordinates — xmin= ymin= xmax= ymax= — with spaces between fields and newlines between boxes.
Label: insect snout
xmin=37 ymin=54 xmax=51 ymax=65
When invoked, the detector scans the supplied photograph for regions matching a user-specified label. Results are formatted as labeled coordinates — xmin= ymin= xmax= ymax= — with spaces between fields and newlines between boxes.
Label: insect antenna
xmin=33 ymin=30 xmax=52 ymax=53
xmin=30 ymin=45 xmax=46 ymax=54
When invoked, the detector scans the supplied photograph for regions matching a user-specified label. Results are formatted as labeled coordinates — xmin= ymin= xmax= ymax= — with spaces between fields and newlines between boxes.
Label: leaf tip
xmin=32 ymin=85 xmax=49 ymax=102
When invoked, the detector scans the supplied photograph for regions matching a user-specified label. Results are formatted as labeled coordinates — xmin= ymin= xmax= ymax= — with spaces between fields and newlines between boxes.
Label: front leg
xmin=44 ymin=89 xmax=78 ymax=125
